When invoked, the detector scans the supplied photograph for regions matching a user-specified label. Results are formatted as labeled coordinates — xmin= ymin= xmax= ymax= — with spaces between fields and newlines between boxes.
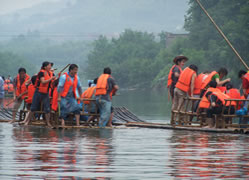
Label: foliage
xmin=86 ymin=30 xmax=161 ymax=87
xmin=0 ymin=51 xmax=36 ymax=78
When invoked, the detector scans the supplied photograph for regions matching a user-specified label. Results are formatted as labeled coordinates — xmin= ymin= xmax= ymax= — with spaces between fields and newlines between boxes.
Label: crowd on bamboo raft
xmin=168 ymin=55 xmax=249 ymax=128
xmin=0 ymin=62 xmax=118 ymax=128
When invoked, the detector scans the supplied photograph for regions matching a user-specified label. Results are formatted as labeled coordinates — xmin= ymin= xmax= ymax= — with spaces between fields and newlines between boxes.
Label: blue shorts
xmin=60 ymin=96 xmax=81 ymax=119
xmin=96 ymin=97 xmax=112 ymax=127
xmin=31 ymin=89 xmax=50 ymax=113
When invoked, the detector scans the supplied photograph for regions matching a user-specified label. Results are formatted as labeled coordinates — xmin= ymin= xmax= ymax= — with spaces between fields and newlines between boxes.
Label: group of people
xmin=168 ymin=55 xmax=248 ymax=128
xmin=7 ymin=62 xmax=118 ymax=128
xmin=0 ymin=75 xmax=14 ymax=106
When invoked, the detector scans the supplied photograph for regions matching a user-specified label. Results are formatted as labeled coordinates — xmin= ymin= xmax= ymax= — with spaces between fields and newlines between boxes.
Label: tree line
xmin=86 ymin=0 xmax=249 ymax=88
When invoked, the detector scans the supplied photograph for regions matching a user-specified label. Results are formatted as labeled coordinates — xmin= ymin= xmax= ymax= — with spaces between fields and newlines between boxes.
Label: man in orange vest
xmin=10 ymin=68 xmax=30 ymax=123
xmin=172 ymin=64 xmax=198 ymax=113
xmin=19 ymin=75 xmax=37 ymax=125
xmin=95 ymin=67 xmax=119 ymax=127
xmin=24 ymin=62 xmax=56 ymax=127
xmin=167 ymin=55 xmax=188 ymax=100
xmin=57 ymin=64 xmax=82 ymax=127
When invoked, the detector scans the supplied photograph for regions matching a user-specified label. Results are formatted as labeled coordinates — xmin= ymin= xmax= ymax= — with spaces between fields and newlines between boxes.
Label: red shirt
xmin=242 ymin=77 xmax=249 ymax=90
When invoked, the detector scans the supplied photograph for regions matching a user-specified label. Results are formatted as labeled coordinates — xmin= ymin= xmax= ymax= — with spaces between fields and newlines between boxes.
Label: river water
xmin=0 ymin=90 xmax=249 ymax=179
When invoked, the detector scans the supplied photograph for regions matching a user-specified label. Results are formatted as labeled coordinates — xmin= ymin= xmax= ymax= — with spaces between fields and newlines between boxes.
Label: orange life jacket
xmin=25 ymin=84 xmax=36 ymax=104
xmin=35 ymin=69 xmax=52 ymax=94
xmin=8 ymin=83 xmax=14 ymax=92
xmin=217 ymin=86 xmax=227 ymax=93
xmin=61 ymin=72 xmax=78 ymax=98
xmin=167 ymin=65 xmax=182 ymax=88
xmin=4 ymin=79 xmax=10 ymax=83
xmin=226 ymin=88 xmax=241 ymax=99
xmin=199 ymin=88 xmax=221 ymax=109
xmin=16 ymin=74 xmax=30 ymax=99
xmin=175 ymin=67 xmax=196 ymax=92
xmin=226 ymin=88 xmax=242 ymax=109
xmin=212 ymin=91 xmax=236 ymax=106
xmin=81 ymin=86 xmax=96 ymax=104
xmin=51 ymin=87 xmax=58 ymax=111
xmin=4 ymin=83 xmax=8 ymax=91
xmin=200 ymin=71 xmax=218 ymax=90
xmin=194 ymin=73 xmax=206 ymax=95
xmin=95 ymin=74 xmax=111 ymax=96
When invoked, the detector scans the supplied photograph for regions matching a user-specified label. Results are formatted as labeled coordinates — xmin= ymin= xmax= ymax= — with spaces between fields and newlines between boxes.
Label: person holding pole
xmin=24 ymin=62 xmax=55 ymax=127
xmin=10 ymin=68 xmax=30 ymax=123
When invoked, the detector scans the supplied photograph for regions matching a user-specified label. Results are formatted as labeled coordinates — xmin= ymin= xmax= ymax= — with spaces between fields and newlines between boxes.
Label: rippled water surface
xmin=1 ymin=90 xmax=249 ymax=179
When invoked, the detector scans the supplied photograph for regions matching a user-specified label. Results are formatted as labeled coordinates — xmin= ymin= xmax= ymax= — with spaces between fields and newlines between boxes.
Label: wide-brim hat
xmin=173 ymin=55 xmax=188 ymax=64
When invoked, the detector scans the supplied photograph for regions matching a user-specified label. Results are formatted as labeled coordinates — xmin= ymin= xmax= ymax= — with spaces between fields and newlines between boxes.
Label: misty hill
xmin=0 ymin=0 xmax=189 ymax=40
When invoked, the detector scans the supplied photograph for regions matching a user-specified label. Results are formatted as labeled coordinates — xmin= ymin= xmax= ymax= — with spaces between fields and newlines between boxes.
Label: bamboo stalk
xmin=195 ymin=0 xmax=249 ymax=70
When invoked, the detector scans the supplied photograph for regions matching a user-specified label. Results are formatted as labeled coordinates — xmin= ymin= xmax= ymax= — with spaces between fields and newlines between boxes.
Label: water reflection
xmin=113 ymin=89 xmax=171 ymax=122
xmin=0 ymin=90 xmax=248 ymax=180
xmin=11 ymin=126 xmax=113 ymax=179
xmin=168 ymin=130 xmax=249 ymax=179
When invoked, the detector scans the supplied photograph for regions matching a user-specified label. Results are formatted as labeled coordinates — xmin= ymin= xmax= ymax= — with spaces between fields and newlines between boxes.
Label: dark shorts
xmin=31 ymin=89 xmax=50 ymax=113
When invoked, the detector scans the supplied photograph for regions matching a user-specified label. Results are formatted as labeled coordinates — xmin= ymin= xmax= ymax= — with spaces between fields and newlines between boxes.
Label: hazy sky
xmin=0 ymin=0 xmax=59 ymax=15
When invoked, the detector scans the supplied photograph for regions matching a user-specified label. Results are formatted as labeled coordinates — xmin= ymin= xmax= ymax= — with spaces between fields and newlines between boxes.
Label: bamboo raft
xmin=0 ymin=97 xmax=248 ymax=134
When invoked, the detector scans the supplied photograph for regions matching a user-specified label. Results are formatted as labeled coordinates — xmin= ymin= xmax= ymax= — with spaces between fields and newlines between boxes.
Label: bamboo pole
xmin=55 ymin=64 xmax=71 ymax=77
xmin=195 ymin=0 xmax=249 ymax=70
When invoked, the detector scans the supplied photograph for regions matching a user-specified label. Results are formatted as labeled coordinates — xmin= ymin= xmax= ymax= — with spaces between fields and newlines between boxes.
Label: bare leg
xmin=45 ymin=113 xmax=52 ymax=127
xmin=20 ymin=111 xmax=30 ymax=124
xmin=75 ymin=114 xmax=80 ymax=126
xmin=10 ymin=111 xmax=17 ymax=123
xmin=24 ymin=112 xmax=34 ymax=125
xmin=61 ymin=119 xmax=65 ymax=127
xmin=107 ymin=112 xmax=114 ymax=127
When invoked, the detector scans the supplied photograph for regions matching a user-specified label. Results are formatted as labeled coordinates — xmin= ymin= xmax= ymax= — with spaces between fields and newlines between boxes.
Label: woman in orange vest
xmin=10 ymin=68 xmax=30 ymax=124
xmin=57 ymin=64 xmax=82 ymax=127
xmin=167 ymin=55 xmax=188 ymax=100
xmin=172 ymin=64 xmax=198 ymax=112
xmin=95 ymin=67 xmax=119 ymax=127
xmin=24 ymin=62 xmax=55 ymax=127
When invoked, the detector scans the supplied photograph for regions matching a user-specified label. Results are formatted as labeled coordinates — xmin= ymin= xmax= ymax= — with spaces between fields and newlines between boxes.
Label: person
xmin=225 ymin=83 xmax=242 ymax=110
xmin=51 ymin=79 xmax=59 ymax=112
xmin=24 ymin=62 xmax=55 ymax=127
xmin=167 ymin=55 xmax=188 ymax=100
xmin=19 ymin=75 xmax=37 ymax=124
xmin=204 ymin=90 xmax=235 ymax=128
xmin=198 ymin=81 xmax=221 ymax=112
xmin=238 ymin=70 xmax=249 ymax=98
xmin=172 ymin=64 xmax=198 ymax=114
xmin=0 ymin=76 xmax=4 ymax=107
xmin=200 ymin=68 xmax=230 ymax=97
xmin=236 ymin=70 xmax=249 ymax=114
xmin=7 ymin=75 xmax=12 ymax=83
xmin=95 ymin=67 xmax=119 ymax=127
xmin=10 ymin=68 xmax=30 ymax=123
xmin=57 ymin=64 xmax=82 ymax=127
